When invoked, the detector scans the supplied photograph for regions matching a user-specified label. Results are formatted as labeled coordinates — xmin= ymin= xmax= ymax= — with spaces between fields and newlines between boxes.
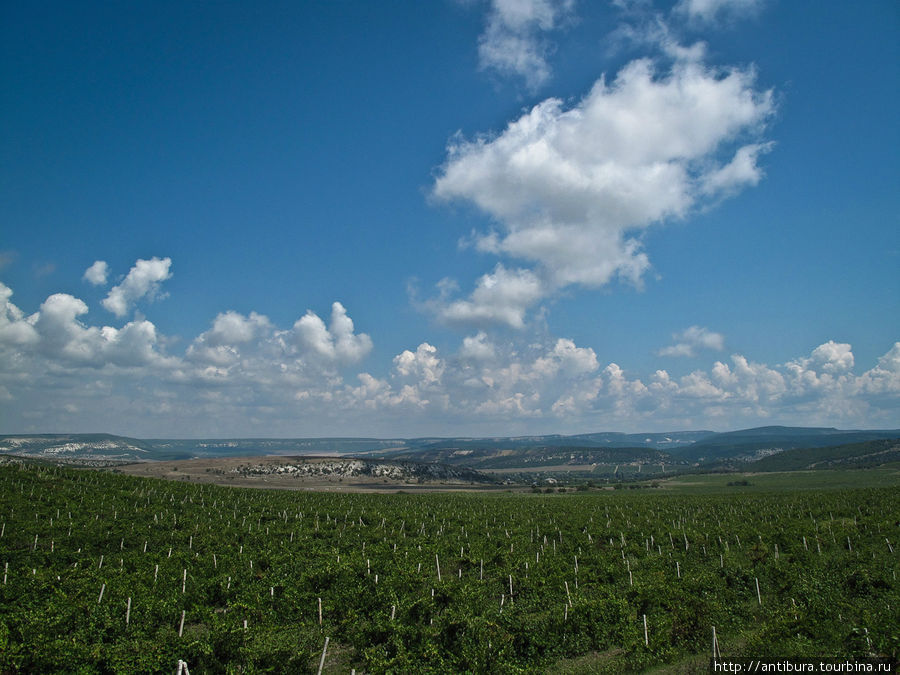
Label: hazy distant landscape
xmin=2 ymin=425 xmax=898 ymax=488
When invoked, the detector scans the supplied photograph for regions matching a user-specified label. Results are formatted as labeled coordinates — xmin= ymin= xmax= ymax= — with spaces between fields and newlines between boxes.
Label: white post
xmin=318 ymin=597 xmax=322 ymax=625
xmin=755 ymin=577 xmax=762 ymax=605
xmin=179 ymin=610 xmax=185 ymax=637
xmin=126 ymin=597 xmax=131 ymax=627
xmin=97 ymin=583 xmax=105 ymax=604
xmin=435 ymin=554 xmax=441 ymax=582
xmin=643 ymin=614 xmax=649 ymax=646
xmin=317 ymin=637 xmax=330 ymax=675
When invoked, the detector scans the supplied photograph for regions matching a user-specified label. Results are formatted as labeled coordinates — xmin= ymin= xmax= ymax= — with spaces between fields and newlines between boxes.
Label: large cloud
xmin=434 ymin=53 xmax=774 ymax=295
xmin=0 ymin=283 xmax=172 ymax=369
xmin=102 ymin=257 xmax=172 ymax=317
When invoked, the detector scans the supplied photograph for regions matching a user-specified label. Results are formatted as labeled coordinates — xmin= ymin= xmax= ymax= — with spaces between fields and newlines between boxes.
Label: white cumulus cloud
xmin=102 ymin=257 xmax=172 ymax=317
xmin=478 ymin=0 xmax=575 ymax=89
xmin=82 ymin=260 xmax=109 ymax=286
xmin=432 ymin=264 xmax=545 ymax=329
xmin=459 ymin=331 xmax=497 ymax=362
xmin=394 ymin=342 xmax=444 ymax=385
xmin=658 ymin=326 xmax=725 ymax=357
xmin=0 ymin=283 xmax=39 ymax=346
xmin=675 ymin=0 xmax=763 ymax=24
xmin=0 ymin=286 xmax=174 ymax=369
xmin=434 ymin=52 xmax=774 ymax=295
xmin=292 ymin=302 xmax=373 ymax=366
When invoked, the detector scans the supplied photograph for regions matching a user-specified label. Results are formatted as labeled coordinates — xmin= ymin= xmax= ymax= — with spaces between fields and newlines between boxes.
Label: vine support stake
xmin=125 ymin=597 xmax=131 ymax=627
xmin=643 ymin=614 xmax=649 ymax=647
xmin=179 ymin=610 xmax=185 ymax=638
xmin=317 ymin=637 xmax=330 ymax=675
xmin=755 ymin=577 xmax=762 ymax=605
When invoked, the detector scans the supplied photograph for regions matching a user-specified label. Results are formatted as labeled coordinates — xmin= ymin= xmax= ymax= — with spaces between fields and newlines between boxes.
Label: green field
xmin=0 ymin=462 xmax=897 ymax=673
xmin=654 ymin=465 xmax=900 ymax=492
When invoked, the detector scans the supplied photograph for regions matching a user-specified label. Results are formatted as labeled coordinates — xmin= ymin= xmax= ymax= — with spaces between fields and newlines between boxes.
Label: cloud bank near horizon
xmin=1 ymin=270 xmax=897 ymax=437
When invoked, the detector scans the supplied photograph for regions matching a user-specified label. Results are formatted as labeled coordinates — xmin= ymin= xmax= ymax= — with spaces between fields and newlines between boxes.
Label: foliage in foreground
xmin=0 ymin=464 xmax=897 ymax=673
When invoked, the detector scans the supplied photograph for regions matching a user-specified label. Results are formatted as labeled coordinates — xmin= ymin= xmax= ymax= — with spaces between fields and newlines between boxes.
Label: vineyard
xmin=0 ymin=462 xmax=897 ymax=673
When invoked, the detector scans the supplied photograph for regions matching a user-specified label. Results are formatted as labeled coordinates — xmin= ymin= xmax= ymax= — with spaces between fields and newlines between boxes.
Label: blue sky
xmin=1 ymin=0 xmax=898 ymax=438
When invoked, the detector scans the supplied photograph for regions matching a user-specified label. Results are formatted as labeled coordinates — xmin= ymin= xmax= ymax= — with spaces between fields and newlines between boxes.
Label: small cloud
xmin=83 ymin=260 xmax=109 ymax=286
xmin=459 ymin=331 xmax=497 ymax=362
xmin=33 ymin=262 xmax=56 ymax=278
xmin=428 ymin=264 xmax=546 ymax=330
xmin=674 ymin=0 xmax=763 ymax=25
xmin=102 ymin=257 xmax=172 ymax=317
xmin=658 ymin=326 xmax=725 ymax=357
xmin=292 ymin=302 xmax=373 ymax=366
xmin=0 ymin=251 xmax=16 ymax=271
xmin=477 ymin=0 xmax=575 ymax=90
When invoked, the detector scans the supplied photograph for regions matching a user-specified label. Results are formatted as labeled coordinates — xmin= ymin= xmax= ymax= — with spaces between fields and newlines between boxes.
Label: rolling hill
xmin=673 ymin=426 xmax=900 ymax=462
xmin=747 ymin=438 xmax=900 ymax=472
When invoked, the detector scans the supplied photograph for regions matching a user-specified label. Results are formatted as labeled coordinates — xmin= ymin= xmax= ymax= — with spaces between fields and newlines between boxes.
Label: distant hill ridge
xmin=748 ymin=438 xmax=900 ymax=472
xmin=676 ymin=426 xmax=900 ymax=462
xmin=2 ymin=426 xmax=898 ymax=469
